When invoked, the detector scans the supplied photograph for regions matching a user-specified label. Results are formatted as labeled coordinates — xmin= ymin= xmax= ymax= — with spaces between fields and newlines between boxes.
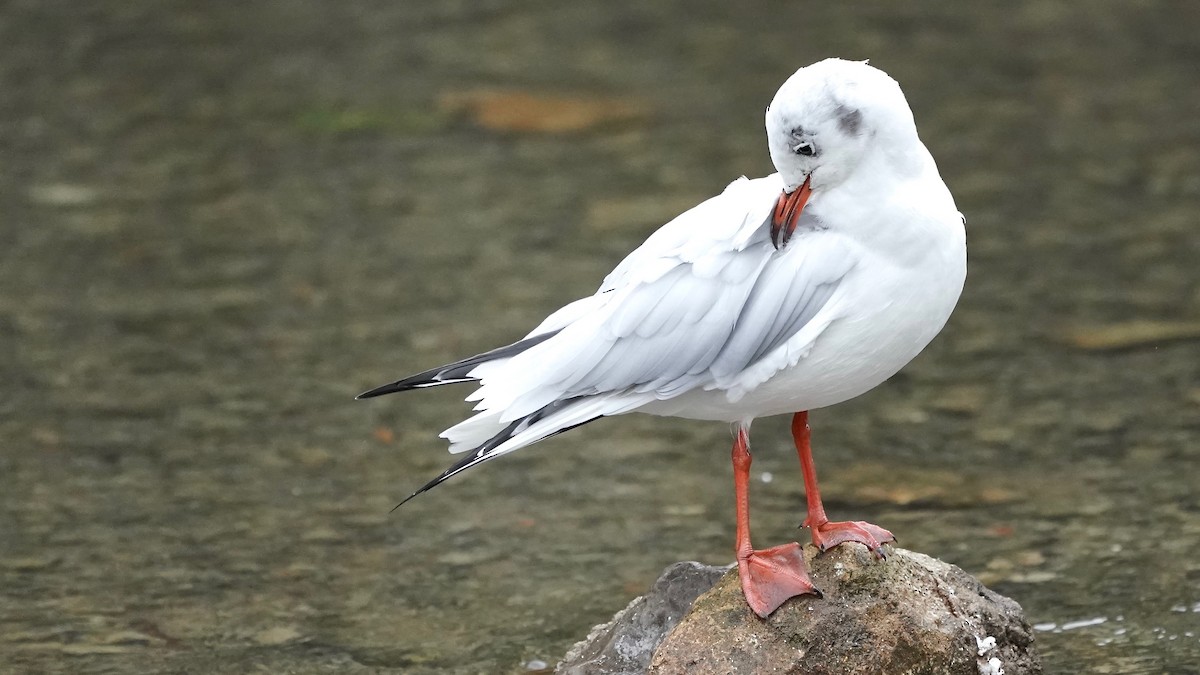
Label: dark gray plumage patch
xmin=389 ymin=396 xmax=598 ymax=509
xmin=835 ymin=104 xmax=863 ymax=135
xmin=356 ymin=329 xmax=561 ymax=398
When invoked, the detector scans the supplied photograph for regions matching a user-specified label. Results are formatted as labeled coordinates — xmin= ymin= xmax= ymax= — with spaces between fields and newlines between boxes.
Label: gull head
xmin=765 ymin=58 xmax=918 ymax=195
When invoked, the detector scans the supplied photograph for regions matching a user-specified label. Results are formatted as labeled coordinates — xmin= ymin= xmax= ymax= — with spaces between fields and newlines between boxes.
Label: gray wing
xmin=470 ymin=230 xmax=860 ymax=421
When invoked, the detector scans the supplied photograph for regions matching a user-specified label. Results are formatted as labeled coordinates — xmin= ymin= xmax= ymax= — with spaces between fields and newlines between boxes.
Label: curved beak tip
xmin=770 ymin=177 xmax=813 ymax=249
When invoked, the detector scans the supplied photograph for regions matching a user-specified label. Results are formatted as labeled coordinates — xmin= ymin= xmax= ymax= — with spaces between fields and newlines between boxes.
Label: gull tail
xmin=391 ymin=396 xmax=602 ymax=509
xmin=356 ymin=330 xmax=561 ymax=399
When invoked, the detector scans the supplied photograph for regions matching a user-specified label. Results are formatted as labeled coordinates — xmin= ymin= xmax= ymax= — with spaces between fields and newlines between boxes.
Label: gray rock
xmin=560 ymin=546 xmax=1041 ymax=675
xmin=557 ymin=561 xmax=732 ymax=675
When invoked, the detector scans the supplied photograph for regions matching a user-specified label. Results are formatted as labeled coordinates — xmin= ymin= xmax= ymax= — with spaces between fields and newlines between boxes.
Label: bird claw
xmin=806 ymin=519 xmax=895 ymax=558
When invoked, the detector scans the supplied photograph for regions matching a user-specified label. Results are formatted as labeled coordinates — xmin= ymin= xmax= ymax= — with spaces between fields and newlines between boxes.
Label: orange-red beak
xmin=770 ymin=176 xmax=813 ymax=249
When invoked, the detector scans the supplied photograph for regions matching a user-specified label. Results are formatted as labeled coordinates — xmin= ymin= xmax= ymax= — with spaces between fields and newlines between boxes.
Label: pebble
xmin=1055 ymin=320 xmax=1200 ymax=351
xmin=254 ymin=626 xmax=303 ymax=646
xmin=29 ymin=183 xmax=99 ymax=206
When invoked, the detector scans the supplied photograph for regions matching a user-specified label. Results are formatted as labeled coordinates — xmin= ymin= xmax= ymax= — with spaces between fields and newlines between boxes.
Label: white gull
xmin=359 ymin=58 xmax=967 ymax=617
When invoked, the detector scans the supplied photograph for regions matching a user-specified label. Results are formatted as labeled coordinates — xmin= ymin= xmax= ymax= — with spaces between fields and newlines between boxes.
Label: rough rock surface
xmin=561 ymin=546 xmax=1041 ymax=675
xmin=557 ymin=561 xmax=731 ymax=675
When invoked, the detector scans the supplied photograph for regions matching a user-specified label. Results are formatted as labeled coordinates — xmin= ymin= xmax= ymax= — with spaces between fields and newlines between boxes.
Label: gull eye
xmin=791 ymin=140 xmax=816 ymax=157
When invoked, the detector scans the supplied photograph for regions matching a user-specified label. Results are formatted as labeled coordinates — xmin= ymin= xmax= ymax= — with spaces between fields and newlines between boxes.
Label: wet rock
xmin=833 ymin=463 xmax=1018 ymax=509
xmin=651 ymin=546 xmax=1040 ymax=675
xmin=927 ymin=384 xmax=991 ymax=415
xmin=557 ymin=561 xmax=731 ymax=675
xmin=253 ymin=625 xmax=304 ymax=646
xmin=437 ymin=89 xmax=647 ymax=134
xmin=1052 ymin=319 xmax=1200 ymax=351
xmin=561 ymin=547 xmax=1040 ymax=674
xmin=28 ymin=182 xmax=99 ymax=206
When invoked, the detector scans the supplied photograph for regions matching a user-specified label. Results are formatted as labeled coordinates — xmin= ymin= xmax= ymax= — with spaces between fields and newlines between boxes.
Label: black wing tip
xmin=357 ymin=376 xmax=474 ymax=399
xmin=385 ymin=400 xmax=603 ymax=512
xmin=357 ymin=331 xmax=563 ymax=402
xmin=388 ymin=455 xmax=477 ymax=511
xmin=388 ymin=471 xmax=445 ymax=511
xmin=389 ymin=489 xmax=424 ymax=512
xmin=356 ymin=382 xmax=406 ymax=399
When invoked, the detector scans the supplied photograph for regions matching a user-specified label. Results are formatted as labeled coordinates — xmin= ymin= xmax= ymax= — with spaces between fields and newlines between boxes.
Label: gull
xmin=358 ymin=58 xmax=966 ymax=618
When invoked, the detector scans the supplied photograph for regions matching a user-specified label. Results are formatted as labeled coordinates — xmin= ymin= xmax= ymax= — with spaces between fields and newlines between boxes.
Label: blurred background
xmin=2 ymin=2 xmax=1198 ymax=673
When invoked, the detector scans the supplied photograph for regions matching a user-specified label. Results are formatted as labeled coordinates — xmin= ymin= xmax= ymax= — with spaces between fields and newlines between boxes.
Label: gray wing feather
xmin=559 ymin=236 xmax=853 ymax=401
xmin=473 ymin=210 xmax=858 ymax=422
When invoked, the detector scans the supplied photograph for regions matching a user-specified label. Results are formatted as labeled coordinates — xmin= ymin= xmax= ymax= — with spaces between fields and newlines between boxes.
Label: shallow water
xmin=2 ymin=2 xmax=1199 ymax=673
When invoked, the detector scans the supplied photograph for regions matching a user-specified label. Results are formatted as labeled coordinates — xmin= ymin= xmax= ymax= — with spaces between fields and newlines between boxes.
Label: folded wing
xmin=380 ymin=175 xmax=861 ymax=503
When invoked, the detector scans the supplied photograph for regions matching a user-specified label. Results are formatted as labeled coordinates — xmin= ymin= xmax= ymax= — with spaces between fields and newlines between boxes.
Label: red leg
xmin=793 ymin=411 xmax=895 ymax=556
xmin=732 ymin=424 xmax=819 ymax=618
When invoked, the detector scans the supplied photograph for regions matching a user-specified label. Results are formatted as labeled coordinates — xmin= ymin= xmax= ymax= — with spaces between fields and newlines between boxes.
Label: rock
xmin=559 ymin=547 xmax=1040 ymax=675
xmin=650 ymin=546 xmax=1040 ymax=675
xmin=437 ymin=89 xmax=647 ymax=134
xmin=557 ymin=561 xmax=732 ymax=675
xmin=253 ymin=625 xmax=304 ymax=646
xmin=1052 ymin=319 xmax=1200 ymax=351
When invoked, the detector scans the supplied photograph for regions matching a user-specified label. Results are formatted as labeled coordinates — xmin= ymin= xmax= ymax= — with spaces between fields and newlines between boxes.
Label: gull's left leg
xmin=732 ymin=424 xmax=820 ymax=617
xmin=792 ymin=411 xmax=895 ymax=556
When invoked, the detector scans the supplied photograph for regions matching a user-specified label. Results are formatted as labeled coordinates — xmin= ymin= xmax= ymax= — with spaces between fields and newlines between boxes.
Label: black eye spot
xmin=792 ymin=141 xmax=816 ymax=157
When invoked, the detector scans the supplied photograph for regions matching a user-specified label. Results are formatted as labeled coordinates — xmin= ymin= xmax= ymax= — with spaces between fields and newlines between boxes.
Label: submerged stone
xmin=558 ymin=561 xmax=731 ymax=675
xmin=559 ymin=546 xmax=1041 ymax=675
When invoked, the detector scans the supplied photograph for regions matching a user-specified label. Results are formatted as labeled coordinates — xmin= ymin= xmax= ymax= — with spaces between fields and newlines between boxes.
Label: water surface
xmin=2 ymin=2 xmax=1198 ymax=673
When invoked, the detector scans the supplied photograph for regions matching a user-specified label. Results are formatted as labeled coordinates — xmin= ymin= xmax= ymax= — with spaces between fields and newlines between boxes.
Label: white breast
xmin=641 ymin=205 xmax=966 ymax=423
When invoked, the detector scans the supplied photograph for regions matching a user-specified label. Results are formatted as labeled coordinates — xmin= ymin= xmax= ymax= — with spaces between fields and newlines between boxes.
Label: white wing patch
xmin=454 ymin=174 xmax=861 ymax=442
